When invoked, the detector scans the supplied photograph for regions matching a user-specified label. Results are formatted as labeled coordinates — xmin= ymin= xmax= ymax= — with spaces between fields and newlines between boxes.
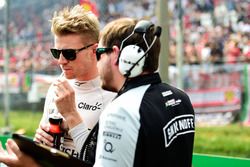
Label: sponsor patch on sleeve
xmin=163 ymin=114 xmax=195 ymax=147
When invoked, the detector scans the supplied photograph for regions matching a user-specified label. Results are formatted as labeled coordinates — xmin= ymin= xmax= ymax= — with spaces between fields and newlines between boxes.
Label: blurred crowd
xmin=0 ymin=0 xmax=249 ymax=74
xmin=167 ymin=0 xmax=250 ymax=65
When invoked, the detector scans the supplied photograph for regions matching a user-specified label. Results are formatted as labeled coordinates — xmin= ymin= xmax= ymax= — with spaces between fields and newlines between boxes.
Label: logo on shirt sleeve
xmin=163 ymin=114 xmax=195 ymax=147
xmin=104 ymin=140 xmax=115 ymax=153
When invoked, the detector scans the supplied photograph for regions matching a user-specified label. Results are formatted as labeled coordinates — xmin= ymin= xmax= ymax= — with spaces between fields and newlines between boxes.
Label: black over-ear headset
xmin=117 ymin=20 xmax=162 ymax=78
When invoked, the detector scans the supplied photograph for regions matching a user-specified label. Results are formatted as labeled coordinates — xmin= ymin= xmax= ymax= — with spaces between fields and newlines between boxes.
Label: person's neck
xmin=76 ymin=73 xmax=99 ymax=82
xmin=116 ymin=72 xmax=151 ymax=93
xmin=115 ymin=76 xmax=127 ymax=94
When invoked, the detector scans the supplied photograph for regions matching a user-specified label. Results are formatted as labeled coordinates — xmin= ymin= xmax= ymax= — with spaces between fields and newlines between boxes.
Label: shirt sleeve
xmin=68 ymin=122 xmax=90 ymax=153
xmin=94 ymin=104 xmax=140 ymax=167
xmin=39 ymin=85 xmax=54 ymax=126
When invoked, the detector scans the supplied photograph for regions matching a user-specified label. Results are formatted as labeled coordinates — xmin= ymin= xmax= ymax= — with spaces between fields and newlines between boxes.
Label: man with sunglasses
xmin=31 ymin=5 xmax=115 ymax=160
xmin=93 ymin=18 xmax=195 ymax=167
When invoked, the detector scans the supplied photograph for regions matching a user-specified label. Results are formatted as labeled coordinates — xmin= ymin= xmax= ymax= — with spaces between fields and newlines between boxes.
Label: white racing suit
xmin=40 ymin=76 xmax=116 ymax=158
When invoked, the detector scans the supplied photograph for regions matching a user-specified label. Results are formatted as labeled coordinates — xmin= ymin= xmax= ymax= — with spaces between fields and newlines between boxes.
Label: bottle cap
xmin=49 ymin=115 xmax=63 ymax=125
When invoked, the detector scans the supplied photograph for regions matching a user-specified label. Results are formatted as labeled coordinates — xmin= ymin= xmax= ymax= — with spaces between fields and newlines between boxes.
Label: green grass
xmin=1 ymin=110 xmax=250 ymax=158
xmin=0 ymin=110 xmax=43 ymax=137
xmin=194 ymin=124 xmax=250 ymax=158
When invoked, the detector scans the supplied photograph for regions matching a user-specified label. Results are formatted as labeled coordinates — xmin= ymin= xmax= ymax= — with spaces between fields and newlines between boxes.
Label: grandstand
xmin=0 ymin=0 xmax=249 ymax=73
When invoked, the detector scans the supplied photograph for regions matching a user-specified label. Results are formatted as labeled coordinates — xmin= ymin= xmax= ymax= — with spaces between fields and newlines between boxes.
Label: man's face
xmin=53 ymin=34 xmax=96 ymax=81
xmin=96 ymin=42 xmax=116 ymax=92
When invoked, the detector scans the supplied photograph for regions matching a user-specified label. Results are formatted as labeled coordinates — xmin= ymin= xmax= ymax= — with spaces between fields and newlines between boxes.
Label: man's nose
xmin=57 ymin=53 xmax=68 ymax=64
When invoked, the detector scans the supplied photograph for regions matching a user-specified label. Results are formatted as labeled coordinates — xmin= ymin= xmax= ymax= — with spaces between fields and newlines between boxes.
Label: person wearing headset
xmin=0 ymin=17 xmax=195 ymax=167
xmin=93 ymin=17 xmax=195 ymax=167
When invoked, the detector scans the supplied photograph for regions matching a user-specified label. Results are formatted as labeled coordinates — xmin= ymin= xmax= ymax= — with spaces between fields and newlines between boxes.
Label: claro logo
xmin=78 ymin=102 xmax=102 ymax=111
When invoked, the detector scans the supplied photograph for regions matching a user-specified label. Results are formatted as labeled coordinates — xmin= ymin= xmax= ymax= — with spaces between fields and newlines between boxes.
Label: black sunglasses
xmin=96 ymin=48 xmax=113 ymax=61
xmin=50 ymin=43 xmax=94 ymax=61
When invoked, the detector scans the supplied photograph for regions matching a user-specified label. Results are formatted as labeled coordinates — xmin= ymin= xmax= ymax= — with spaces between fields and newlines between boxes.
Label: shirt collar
xmin=117 ymin=72 xmax=161 ymax=96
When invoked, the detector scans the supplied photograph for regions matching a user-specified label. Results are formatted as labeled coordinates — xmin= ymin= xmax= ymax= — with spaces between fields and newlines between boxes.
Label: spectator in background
xmin=201 ymin=42 xmax=211 ymax=63
xmin=169 ymin=40 xmax=177 ymax=65
xmin=242 ymin=34 xmax=250 ymax=62
xmin=210 ymin=41 xmax=224 ymax=64
xmin=224 ymin=38 xmax=241 ymax=63
xmin=185 ymin=42 xmax=199 ymax=64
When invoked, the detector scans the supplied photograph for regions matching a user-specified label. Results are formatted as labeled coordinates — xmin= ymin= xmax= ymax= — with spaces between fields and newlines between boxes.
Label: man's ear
xmin=112 ymin=46 xmax=120 ymax=66
xmin=91 ymin=43 xmax=98 ymax=59
xmin=92 ymin=43 xmax=98 ymax=54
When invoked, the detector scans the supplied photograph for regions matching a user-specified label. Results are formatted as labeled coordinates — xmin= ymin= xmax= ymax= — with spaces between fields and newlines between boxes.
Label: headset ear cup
xmin=118 ymin=45 xmax=145 ymax=78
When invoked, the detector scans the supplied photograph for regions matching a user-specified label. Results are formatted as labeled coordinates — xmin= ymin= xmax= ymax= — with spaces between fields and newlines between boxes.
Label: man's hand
xmin=33 ymin=124 xmax=53 ymax=147
xmin=53 ymin=79 xmax=83 ymax=129
xmin=0 ymin=139 xmax=41 ymax=167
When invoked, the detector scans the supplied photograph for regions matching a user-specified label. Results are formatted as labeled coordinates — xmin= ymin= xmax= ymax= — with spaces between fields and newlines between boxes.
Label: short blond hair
xmin=50 ymin=5 xmax=99 ymax=42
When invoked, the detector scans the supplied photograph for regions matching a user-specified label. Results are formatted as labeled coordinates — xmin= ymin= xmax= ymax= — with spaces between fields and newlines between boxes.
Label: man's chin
xmin=64 ymin=73 xmax=74 ymax=80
